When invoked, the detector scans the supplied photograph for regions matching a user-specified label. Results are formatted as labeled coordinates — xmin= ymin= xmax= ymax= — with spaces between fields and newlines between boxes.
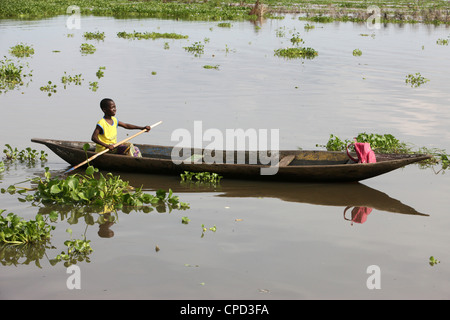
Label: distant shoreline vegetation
xmin=0 ymin=0 xmax=449 ymax=24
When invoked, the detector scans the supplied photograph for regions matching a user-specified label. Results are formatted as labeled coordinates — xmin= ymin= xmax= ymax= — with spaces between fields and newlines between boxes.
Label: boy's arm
xmin=118 ymin=121 xmax=151 ymax=131
xmin=92 ymin=125 xmax=115 ymax=150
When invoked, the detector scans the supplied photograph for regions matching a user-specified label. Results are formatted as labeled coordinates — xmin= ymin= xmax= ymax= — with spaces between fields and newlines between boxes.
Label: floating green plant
xmin=275 ymin=27 xmax=286 ymax=37
xmin=290 ymin=32 xmax=304 ymax=46
xmin=217 ymin=22 xmax=232 ymax=27
xmin=405 ymin=72 xmax=429 ymax=87
xmin=3 ymin=144 xmax=48 ymax=162
xmin=299 ymin=15 xmax=334 ymax=23
xmin=0 ymin=210 xmax=54 ymax=244
xmin=274 ymin=47 xmax=318 ymax=59
xmin=80 ymin=43 xmax=96 ymax=55
xmin=353 ymin=49 xmax=362 ymax=56
xmin=180 ymin=171 xmax=222 ymax=184
xmin=9 ymin=43 xmax=35 ymax=58
xmin=183 ymin=41 xmax=205 ymax=56
xmin=203 ymin=64 xmax=220 ymax=70
xmin=4 ymin=165 xmax=189 ymax=212
xmin=316 ymin=133 xmax=410 ymax=153
xmin=89 ymin=81 xmax=99 ymax=92
xmin=52 ymin=228 xmax=93 ymax=267
xmin=436 ymin=38 xmax=448 ymax=45
xmin=96 ymin=66 xmax=105 ymax=79
xmin=61 ymin=72 xmax=83 ymax=88
xmin=181 ymin=216 xmax=190 ymax=224
xmin=429 ymin=256 xmax=440 ymax=266
xmin=0 ymin=57 xmax=32 ymax=94
xmin=39 ymin=81 xmax=57 ymax=96
xmin=117 ymin=31 xmax=188 ymax=40
xmin=316 ymin=133 xmax=450 ymax=171
xmin=83 ymin=31 xmax=105 ymax=41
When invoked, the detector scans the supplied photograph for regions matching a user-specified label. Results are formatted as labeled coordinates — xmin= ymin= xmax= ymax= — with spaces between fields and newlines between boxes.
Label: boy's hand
xmin=144 ymin=125 xmax=151 ymax=132
xmin=106 ymin=144 xmax=115 ymax=151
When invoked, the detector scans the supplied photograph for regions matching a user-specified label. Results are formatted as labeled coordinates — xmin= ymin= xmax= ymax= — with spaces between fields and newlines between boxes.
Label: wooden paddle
xmin=64 ymin=120 xmax=162 ymax=174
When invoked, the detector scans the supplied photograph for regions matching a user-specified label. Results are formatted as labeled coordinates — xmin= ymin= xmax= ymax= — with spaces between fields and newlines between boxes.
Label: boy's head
xmin=100 ymin=98 xmax=114 ymax=111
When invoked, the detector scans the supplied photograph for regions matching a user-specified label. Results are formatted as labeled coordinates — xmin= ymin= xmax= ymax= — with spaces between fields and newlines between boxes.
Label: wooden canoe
xmin=31 ymin=138 xmax=432 ymax=183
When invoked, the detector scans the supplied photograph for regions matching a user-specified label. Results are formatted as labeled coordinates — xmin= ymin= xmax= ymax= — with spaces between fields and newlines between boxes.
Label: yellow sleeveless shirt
xmin=95 ymin=117 xmax=118 ymax=152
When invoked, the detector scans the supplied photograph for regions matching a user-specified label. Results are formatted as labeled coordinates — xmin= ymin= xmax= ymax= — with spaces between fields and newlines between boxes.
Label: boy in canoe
xmin=91 ymin=98 xmax=150 ymax=157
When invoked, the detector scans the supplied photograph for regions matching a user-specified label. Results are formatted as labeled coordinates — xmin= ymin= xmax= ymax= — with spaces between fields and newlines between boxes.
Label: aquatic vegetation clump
xmin=5 ymin=166 xmax=190 ymax=212
xmin=180 ymin=171 xmax=223 ymax=184
xmin=274 ymin=47 xmax=318 ymax=59
xmin=3 ymin=144 xmax=48 ymax=162
xmin=183 ymin=41 xmax=205 ymax=56
xmin=1 ymin=0 xmax=450 ymax=24
xmin=61 ymin=72 xmax=83 ymax=88
xmin=405 ymin=72 xmax=429 ymax=87
xmin=80 ymin=43 xmax=96 ymax=55
xmin=39 ymin=81 xmax=57 ymax=96
xmin=0 ymin=210 xmax=54 ymax=244
xmin=89 ymin=81 xmax=99 ymax=92
xmin=203 ymin=64 xmax=220 ymax=70
xmin=0 ymin=57 xmax=32 ymax=94
xmin=436 ymin=38 xmax=449 ymax=45
xmin=353 ymin=49 xmax=362 ymax=56
xmin=83 ymin=31 xmax=105 ymax=41
xmin=117 ymin=31 xmax=188 ymax=40
xmin=317 ymin=133 xmax=410 ymax=153
xmin=96 ymin=66 xmax=105 ymax=79
xmin=53 ymin=228 xmax=93 ymax=267
xmin=217 ymin=22 xmax=232 ymax=28
xmin=316 ymin=133 xmax=450 ymax=172
xmin=290 ymin=32 xmax=304 ymax=45
xmin=9 ymin=43 xmax=35 ymax=58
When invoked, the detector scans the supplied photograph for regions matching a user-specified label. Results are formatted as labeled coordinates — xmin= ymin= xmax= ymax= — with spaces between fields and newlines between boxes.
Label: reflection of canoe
xmin=31 ymin=138 xmax=431 ymax=183
xmin=215 ymin=181 xmax=429 ymax=217
xmin=98 ymin=173 xmax=429 ymax=218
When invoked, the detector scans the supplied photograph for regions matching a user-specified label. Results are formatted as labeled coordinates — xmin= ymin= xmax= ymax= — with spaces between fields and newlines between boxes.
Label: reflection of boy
xmin=91 ymin=98 xmax=150 ymax=156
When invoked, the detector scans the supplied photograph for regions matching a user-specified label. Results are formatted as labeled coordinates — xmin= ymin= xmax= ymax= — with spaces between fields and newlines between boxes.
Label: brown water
xmin=1 ymin=15 xmax=450 ymax=300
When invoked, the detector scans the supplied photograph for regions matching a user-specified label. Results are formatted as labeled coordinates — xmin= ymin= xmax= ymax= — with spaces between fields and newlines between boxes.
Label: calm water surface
xmin=1 ymin=15 xmax=450 ymax=299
